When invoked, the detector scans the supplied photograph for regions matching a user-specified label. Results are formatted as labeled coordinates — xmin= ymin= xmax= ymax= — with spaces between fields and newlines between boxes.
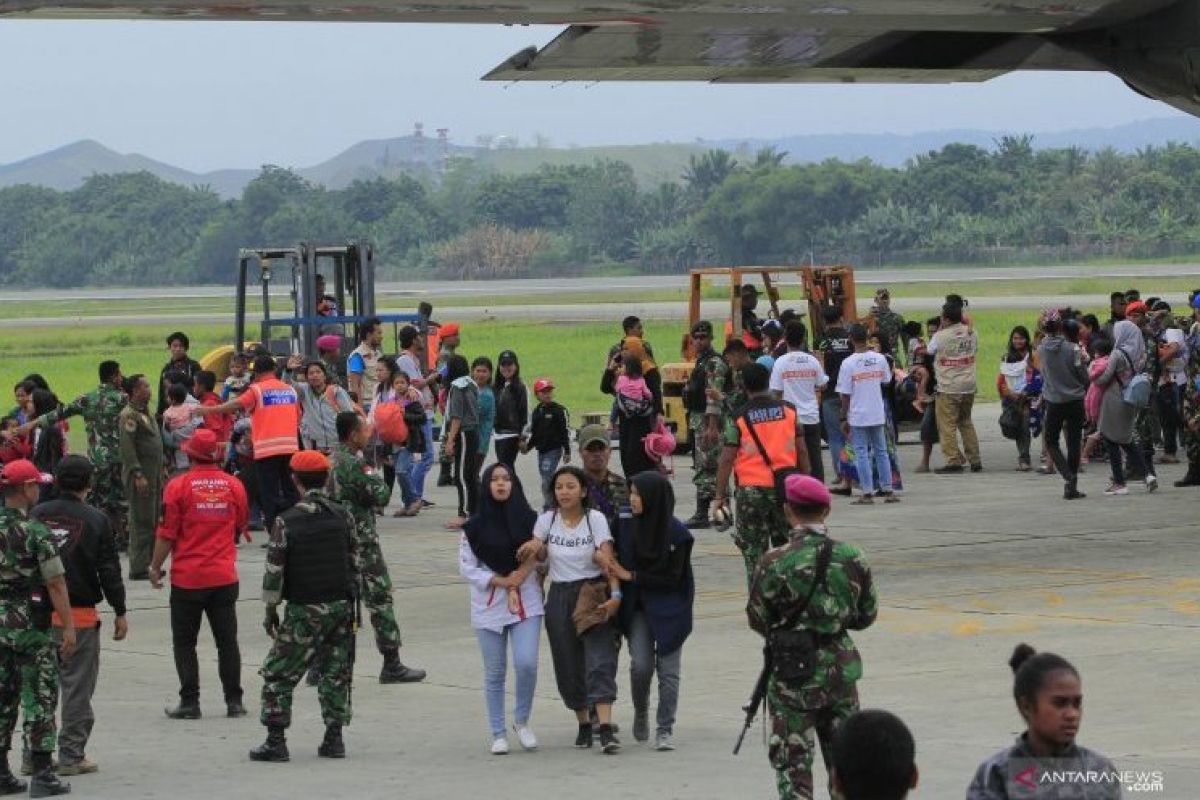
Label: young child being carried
xmin=614 ymin=356 xmax=654 ymax=418
xmin=1081 ymin=336 xmax=1113 ymax=461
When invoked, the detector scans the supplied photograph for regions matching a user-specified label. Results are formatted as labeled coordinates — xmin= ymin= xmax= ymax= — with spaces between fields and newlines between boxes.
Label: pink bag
xmin=643 ymin=419 xmax=676 ymax=474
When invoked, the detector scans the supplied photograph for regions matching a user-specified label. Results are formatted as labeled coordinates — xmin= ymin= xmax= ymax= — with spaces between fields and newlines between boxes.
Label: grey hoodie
xmin=1038 ymin=335 xmax=1089 ymax=403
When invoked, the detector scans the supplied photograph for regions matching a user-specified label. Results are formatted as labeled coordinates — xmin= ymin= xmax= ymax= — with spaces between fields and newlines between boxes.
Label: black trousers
xmin=494 ymin=437 xmax=521 ymax=470
xmin=803 ymin=423 xmax=824 ymax=483
xmin=1044 ymin=399 xmax=1085 ymax=483
xmin=1158 ymin=383 xmax=1182 ymax=456
xmin=257 ymin=454 xmax=300 ymax=534
xmin=453 ymin=430 xmax=481 ymax=517
xmin=170 ymin=582 xmax=242 ymax=704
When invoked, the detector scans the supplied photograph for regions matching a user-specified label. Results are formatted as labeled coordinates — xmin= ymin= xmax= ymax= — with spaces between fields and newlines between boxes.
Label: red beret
xmin=784 ymin=473 xmax=832 ymax=507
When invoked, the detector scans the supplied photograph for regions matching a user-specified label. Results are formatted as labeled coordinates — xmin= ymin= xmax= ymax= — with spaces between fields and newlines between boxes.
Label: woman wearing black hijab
xmin=608 ymin=471 xmax=694 ymax=752
xmin=459 ymin=463 xmax=543 ymax=756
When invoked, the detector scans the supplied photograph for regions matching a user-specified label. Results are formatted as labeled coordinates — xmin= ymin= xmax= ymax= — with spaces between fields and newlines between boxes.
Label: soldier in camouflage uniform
xmin=578 ymin=424 xmax=629 ymax=531
xmin=0 ymin=460 xmax=75 ymax=796
xmin=1127 ymin=302 xmax=1161 ymax=479
xmin=1176 ymin=298 xmax=1200 ymax=487
xmin=716 ymin=364 xmax=809 ymax=586
xmin=684 ymin=320 xmax=729 ymax=528
xmin=869 ymin=288 xmax=907 ymax=365
xmin=331 ymin=412 xmax=426 ymax=684
xmin=746 ymin=473 xmax=877 ymax=800
xmin=251 ymin=450 xmax=356 ymax=763
xmin=118 ymin=374 xmax=164 ymax=580
xmin=21 ymin=360 xmax=128 ymax=547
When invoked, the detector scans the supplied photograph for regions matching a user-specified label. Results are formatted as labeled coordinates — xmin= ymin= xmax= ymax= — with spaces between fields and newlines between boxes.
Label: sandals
xmin=851 ymin=496 xmax=875 ymax=505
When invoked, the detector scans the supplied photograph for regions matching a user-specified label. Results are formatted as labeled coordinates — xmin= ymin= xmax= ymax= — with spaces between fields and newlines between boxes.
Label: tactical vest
xmin=280 ymin=500 xmax=352 ymax=604
xmin=734 ymin=402 xmax=797 ymax=487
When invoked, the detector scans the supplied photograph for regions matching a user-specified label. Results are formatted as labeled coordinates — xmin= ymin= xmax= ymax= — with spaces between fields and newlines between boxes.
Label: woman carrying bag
xmin=516 ymin=465 xmax=622 ymax=754
xmin=607 ymin=471 xmax=694 ymax=752
xmin=459 ymin=463 xmax=544 ymax=755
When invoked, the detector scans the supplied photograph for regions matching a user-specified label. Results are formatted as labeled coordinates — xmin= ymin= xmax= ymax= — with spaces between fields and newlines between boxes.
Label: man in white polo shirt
xmin=836 ymin=324 xmax=898 ymax=505
xmin=769 ymin=320 xmax=828 ymax=482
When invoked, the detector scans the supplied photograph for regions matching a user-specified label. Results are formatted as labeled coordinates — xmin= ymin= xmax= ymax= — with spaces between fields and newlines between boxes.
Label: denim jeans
xmin=407 ymin=418 xmax=435 ymax=501
xmin=627 ymin=611 xmax=682 ymax=737
xmin=537 ymin=448 xmax=563 ymax=509
xmin=850 ymin=424 xmax=893 ymax=495
xmin=393 ymin=449 xmax=417 ymax=506
xmin=820 ymin=397 xmax=845 ymax=482
xmin=475 ymin=617 xmax=541 ymax=737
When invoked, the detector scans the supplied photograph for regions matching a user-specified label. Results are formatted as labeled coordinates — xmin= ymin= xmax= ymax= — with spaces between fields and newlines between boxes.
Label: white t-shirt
xmin=1162 ymin=328 xmax=1187 ymax=385
xmin=533 ymin=509 xmax=612 ymax=584
xmin=770 ymin=351 xmax=828 ymax=425
xmin=836 ymin=351 xmax=892 ymax=427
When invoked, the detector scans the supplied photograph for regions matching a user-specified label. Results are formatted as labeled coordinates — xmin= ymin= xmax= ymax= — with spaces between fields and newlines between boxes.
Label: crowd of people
xmin=0 ymin=279 xmax=1179 ymax=798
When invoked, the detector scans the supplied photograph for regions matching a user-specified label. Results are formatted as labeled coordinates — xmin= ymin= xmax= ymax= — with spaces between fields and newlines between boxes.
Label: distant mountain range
xmin=5 ymin=116 xmax=1200 ymax=198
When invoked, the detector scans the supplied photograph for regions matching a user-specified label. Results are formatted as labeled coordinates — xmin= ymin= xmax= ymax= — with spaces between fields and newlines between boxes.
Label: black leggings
xmin=494 ymin=437 xmax=521 ymax=470
xmin=454 ymin=429 xmax=481 ymax=517
xmin=1106 ymin=436 xmax=1149 ymax=485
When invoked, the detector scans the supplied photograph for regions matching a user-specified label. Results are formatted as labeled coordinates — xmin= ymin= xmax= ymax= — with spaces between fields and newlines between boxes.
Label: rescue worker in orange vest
xmin=740 ymin=284 xmax=766 ymax=356
xmin=194 ymin=354 xmax=300 ymax=535
xmin=714 ymin=362 xmax=810 ymax=586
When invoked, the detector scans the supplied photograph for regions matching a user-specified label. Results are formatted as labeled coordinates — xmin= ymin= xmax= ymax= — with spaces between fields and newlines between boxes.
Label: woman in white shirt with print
xmin=516 ymin=465 xmax=623 ymax=754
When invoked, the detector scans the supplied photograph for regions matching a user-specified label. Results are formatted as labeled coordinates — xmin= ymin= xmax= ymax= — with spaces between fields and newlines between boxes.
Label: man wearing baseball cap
xmin=151 ymin=428 xmax=250 ymax=720
xmin=683 ymin=320 xmax=729 ymax=528
xmin=870 ymin=288 xmax=907 ymax=365
xmin=30 ymin=455 xmax=128 ymax=777
xmin=251 ymin=449 xmax=357 ymax=763
xmin=577 ymin=423 xmax=628 ymax=531
xmin=0 ymin=459 xmax=75 ymax=796
xmin=747 ymin=472 xmax=878 ymax=800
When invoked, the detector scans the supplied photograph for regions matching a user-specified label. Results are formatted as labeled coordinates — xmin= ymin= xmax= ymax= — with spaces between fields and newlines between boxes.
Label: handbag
xmin=769 ymin=539 xmax=833 ymax=684
xmin=572 ymin=579 xmax=610 ymax=636
xmin=998 ymin=402 xmax=1023 ymax=440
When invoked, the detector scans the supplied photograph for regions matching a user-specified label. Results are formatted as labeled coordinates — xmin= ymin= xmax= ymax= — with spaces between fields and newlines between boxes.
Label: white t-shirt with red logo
xmin=835 ymin=351 xmax=892 ymax=427
xmin=769 ymin=351 xmax=828 ymax=424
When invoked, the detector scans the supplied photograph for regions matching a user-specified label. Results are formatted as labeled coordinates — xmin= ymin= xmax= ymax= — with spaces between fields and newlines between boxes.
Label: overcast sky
xmin=0 ymin=19 xmax=1190 ymax=171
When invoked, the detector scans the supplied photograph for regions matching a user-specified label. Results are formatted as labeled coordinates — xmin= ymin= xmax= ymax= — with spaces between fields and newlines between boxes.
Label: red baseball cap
xmin=0 ymin=459 xmax=53 ymax=487
xmin=1125 ymin=300 xmax=1149 ymax=315
xmin=533 ymin=378 xmax=555 ymax=393
xmin=440 ymin=322 xmax=461 ymax=338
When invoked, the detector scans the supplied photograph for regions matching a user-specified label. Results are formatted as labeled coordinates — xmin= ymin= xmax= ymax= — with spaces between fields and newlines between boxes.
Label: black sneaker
xmin=164 ymin=704 xmax=202 ymax=720
xmin=226 ymin=700 xmax=247 ymax=718
xmin=574 ymin=724 xmax=593 ymax=749
xmin=598 ymin=724 xmax=620 ymax=755
xmin=934 ymin=464 xmax=964 ymax=474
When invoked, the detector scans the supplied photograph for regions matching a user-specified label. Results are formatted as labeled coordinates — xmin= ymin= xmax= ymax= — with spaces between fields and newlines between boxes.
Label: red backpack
xmin=373 ymin=402 xmax=409 ymax=446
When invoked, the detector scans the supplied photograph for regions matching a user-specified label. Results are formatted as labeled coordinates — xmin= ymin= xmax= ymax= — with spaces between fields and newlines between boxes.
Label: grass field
xmin=1 ymin=307 xmax=1055 ymax=453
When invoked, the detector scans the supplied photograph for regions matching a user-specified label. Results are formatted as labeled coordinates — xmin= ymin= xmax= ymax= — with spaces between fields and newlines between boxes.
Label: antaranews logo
xmin=1009 ymin=759 xmax=1165 ymax=795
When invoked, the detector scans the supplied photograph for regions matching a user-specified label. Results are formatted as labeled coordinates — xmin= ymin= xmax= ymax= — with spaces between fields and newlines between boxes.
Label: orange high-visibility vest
xmin=245 ymin=378 xmax=300 ymax=460
xmin=734 ymin=403 xmax=797 ymax=487
xmin=425 ymin=327 xmax=442 ymax=372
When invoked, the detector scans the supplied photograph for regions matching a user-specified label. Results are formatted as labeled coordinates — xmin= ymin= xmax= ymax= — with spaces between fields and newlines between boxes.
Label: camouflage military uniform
xmin=1134 ymin=327 xmax=1162 ymax=467
xmin=39 ymin=383 xmax=128 ymax=539
xmin=688 ymin=350 xmax=729 ymax=503
xmin=0 ymin=508 xmax=67 ymax=755
xmin=331 ymin=444 xmax=401 ymax=655
xmin=118 ymin=401 xmax=163 ymax=577
xmin=259 ymin=490 xmax=356 ymax=730
xmin=746 ymin=524 xmax=878 ymax=800
xmin=585 ymin=468 xmax=629 ymax=530
xmin=1181 ymin=329 xmax=1200 ymax=470
xmin=871 ymin=307 xmax=907 ymax=363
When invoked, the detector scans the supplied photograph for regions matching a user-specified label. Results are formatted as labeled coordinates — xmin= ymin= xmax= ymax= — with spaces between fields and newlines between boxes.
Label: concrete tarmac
xmin=60 ymin=411 xmax=1198 ymax=799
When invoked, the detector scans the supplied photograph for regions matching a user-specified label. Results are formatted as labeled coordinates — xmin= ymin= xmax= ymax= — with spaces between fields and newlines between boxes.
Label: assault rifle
xmin=733 ymin=645 xmax=772 ymax=755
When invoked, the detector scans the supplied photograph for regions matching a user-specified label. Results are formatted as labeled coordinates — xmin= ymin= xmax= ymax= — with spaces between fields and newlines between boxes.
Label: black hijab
xmin=463 ymin=463 xmax=538 ymax=576
xmin=631 ymin=471 xmax=675 ymax=572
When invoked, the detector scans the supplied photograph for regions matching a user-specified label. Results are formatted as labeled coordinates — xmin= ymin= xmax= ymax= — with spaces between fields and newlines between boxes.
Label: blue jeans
xmin=850 ymin=424 xmax=893 ymax=495
xmin=538 ymin=448 xmax=563 ymax=508
xmin=820 ymin=397 xmax=845 ymax=482
xmin=407 ymin=418 xmax=435 ymax=501
xmin=475 ymin=617 xmax=541 ymax=737
xmin=393 ymin=449 xmax=417 ymax=506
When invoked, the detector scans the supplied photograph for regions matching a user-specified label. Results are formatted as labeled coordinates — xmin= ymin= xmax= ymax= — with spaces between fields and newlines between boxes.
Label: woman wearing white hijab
xmin=1093 ymin=321 xmax=1157 ymax=495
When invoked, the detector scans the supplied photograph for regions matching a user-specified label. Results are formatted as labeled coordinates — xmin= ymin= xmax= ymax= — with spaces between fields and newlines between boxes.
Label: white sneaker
xmin=490 ymin=736 xmax=509 ymax=755
xmin=514 ymin=725 xmax=538 ymax=751
xmin=654 ymin=732 xmax=675 ymax=751
xmin=1146 ymin=475 xmax=1159 ymax=493
xmin=1104 ymin=484 xmax=1129 ymax=496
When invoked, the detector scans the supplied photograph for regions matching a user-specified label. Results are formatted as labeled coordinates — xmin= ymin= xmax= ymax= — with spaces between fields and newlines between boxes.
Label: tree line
xmin=5 ymin=134 xmax=1200 ymax=286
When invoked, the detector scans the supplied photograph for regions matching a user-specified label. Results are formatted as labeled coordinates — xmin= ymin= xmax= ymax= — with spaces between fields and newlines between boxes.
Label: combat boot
xmin=317 ymin=725 xmax=345 ymax=759
xmin=379 ymin=650 xmax=427 ymax=684
xmin=684 ymin=499 xmax=711 ymax=530
xmin=1174 ymin=463 xmax=1200 ymax=487
xmin=248 ymin=726 xmax=289 ymax=763
xmin=0 ymin=751 xmax=25 ymax=796
xmin=28 ymin=752 xmax=68 ymax=798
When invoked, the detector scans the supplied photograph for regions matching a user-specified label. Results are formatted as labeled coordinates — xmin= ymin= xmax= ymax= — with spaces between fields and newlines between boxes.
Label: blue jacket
xmin=614 ymin=509 xmax=695 ymax=655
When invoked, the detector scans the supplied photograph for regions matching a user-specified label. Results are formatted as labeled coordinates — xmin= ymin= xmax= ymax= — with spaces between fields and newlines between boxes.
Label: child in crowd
xmin=222 ymin=353 xmax=251 ymax=400
xmin=194 ymin=370 xmax=233 ymax=444
xmin=1081 ymin=336 xmax=1113 ymax=461
xmin=614 ymin=355 xmax=654 ymax=418
xmin=391 ymin=371 xmax=427 ymax=517
xmin=162 ymin=382 xmax=200 ymax=474
xmin=0 ymin=416 xmax=31 ymax=464
xmin=525 ymin=378 xmax=571 ymax=509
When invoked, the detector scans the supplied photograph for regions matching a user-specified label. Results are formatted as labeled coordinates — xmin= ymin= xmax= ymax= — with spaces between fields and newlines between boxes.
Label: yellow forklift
xmin=660 ymin=265 xmax=860 ymax=452
xmin=199 ymin=242 xmax=425 ymax=379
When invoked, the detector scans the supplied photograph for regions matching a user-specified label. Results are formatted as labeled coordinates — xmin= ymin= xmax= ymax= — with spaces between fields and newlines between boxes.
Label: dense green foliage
xmin=7 ymin=135 xmax=1200 ymax=286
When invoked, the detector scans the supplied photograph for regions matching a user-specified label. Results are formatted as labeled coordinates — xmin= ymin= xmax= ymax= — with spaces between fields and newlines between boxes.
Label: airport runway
xmin=66 ymin=416 xmax=1198 ymax=799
